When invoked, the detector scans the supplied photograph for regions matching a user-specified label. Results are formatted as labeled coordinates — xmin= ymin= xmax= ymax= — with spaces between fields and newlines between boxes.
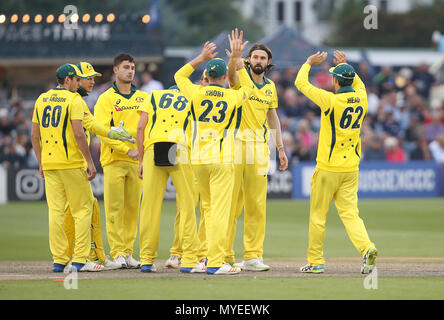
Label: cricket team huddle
xmin=31 ymin=29 xmax=378 ymax=275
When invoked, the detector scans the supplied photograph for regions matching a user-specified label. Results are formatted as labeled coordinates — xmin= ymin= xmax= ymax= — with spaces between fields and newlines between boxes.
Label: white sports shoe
xmin=214 ymin=263 xmax=241 ymax=275
xmin=77 ymin=261 xmax=104 ymax=272
xmin=125 ymin=254 xmax=141 ymax=269
xmin=165 ymin=255 xmax=181 ymax=269
xmin=114 ymin=255 xmax=127 ymax=268
xmin=242 ymin=258 xmax=270 ymax=271
xmin=98 ymin=256 xmax=122 ymax=271
xmin=180 ymin=261 xmax=207 ymax=273
xmin=233 ymin=261 xmax=244 ymax=268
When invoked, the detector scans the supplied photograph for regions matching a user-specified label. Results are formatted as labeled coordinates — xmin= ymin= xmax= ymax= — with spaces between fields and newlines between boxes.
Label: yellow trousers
xmin=308 ymin=168 xmax=375 ymax=265
xmin=193 ymin=163 xmax=234 ymax=268
xmin=103 ymin=161 xmax=142 ymax=259
xmin=139 ymin=147 xmax=199 ymax=268
xmin=44 ymin=168 xmax=93 ymax=265
xmin=169 ymin=172 xmax=207 ymax=261
xmin=65 ymin=197 xmax=106 ymax=263
xmin=225 ymin=140 xmax=269 ymax=263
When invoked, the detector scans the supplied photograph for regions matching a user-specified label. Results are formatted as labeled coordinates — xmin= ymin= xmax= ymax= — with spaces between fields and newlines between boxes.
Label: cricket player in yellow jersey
xmin=174 ymin=38 xmax=253 ymax=275
xmin=136 ymin=85 xmax=204 ymax=273
xmin=165 ymin=71 xmax=210 ymax=270
xmin=94 ymin=53 xmax=145 ymax=269
xmin=295 ymin=50 xmax=377 ymax=274
xmin=64 ymin=62 xmax=132 ymax=271
xmin=31 ymin=64 xmax=105 ymax=272
xmin=225 ymin=29 xmax=288 ymax=271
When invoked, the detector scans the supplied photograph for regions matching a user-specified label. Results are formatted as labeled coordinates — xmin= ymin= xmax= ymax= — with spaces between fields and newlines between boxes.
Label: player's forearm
xmin=227 ymin=57 xmax=240 ymax=87
xmin=137 ymin=113 xmax=147 ymax=162
xmin=99 ymin=135 xmax=131 ymax=154
xmin=31 ymin=124 xmax=42 ymax=167
xmin=174 ymin=64 xmax=197 ymax=99
xmin=352 ymin=73 xmax=367 ymax=97
xmin=267 ymin=110 xmax=284 ymax=151
xmin=294 ymin=63 xmax=311 ymax=93
xmin=188 ymin=54 xmax=207 ymax=70
xmin=82 ymin=112 xmax=108 ymax=137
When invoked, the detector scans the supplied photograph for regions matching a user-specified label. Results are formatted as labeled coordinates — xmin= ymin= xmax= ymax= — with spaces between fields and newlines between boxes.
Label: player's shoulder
xmin=134 ymin=88 xmax=150 ymax=98
xmin=264 ymin=76 xmax=277 ymax=88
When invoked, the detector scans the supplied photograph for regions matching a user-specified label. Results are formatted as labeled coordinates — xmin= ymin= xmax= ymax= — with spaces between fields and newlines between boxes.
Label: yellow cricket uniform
xmin=94 ymin=82 xmax=145 ymax=259
xmin=295 ymin=63 xmax=375 ymax=265
xmin=225 ymin=69 xmax=279 ymax=263
xmin=174 ymin=63 xmax=253 ymax=268
xmin=64 ymin=93 xmax=111 ymax=263
xmin=32 ymin=88 xmax=93 ymax=265
xmin=138 ymin=87 xmax=200 ymax=268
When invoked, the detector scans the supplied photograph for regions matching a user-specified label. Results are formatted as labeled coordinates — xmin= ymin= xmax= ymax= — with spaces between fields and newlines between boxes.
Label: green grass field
xmin=1 ymin=198 xmax=444 ymax=300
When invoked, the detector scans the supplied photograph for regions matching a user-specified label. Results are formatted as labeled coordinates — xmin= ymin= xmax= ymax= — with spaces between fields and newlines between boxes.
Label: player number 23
xmin=339 ymin=106 xmax=364 ymax=129
xmin=198 ymin=99 xmax=228 ymax=123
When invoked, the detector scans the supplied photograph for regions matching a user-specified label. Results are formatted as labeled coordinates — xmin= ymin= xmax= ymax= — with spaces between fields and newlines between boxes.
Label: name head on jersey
xmin=329 ymin=63 xmax=355 ymax=87
xmin=56 ymin=64 xmax=87 ymax=80
xmin=76 ymin=62 xmax=102 ymax=78
xmin=206 ymin=58 xmax=228 ymax=79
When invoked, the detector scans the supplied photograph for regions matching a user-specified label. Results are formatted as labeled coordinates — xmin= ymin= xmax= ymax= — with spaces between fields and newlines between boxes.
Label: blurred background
xmin=1 ymin=0 xmax=444 ymax=202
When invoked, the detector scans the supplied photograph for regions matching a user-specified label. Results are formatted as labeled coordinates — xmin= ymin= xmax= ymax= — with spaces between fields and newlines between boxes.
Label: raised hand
xmin=200 ymin=41 xmax=218 ymax=61
xmin=226 ymin=28 xmax=249 ymax=59
xmin=306 ymin=51 xmax=328 ymax=66
xmin=333 ymin=50 xmax=347 ymax=66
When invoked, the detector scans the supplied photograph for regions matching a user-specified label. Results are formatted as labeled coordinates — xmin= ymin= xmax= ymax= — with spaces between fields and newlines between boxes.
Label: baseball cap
xmin=328 ymin=63 xmax=355 ymax=81
xmin=206 ymin=58 xmax=228 ymax=78
xmin=76 ymin=61 xmax=102 ymax=78
xmin=56 ymin=64 xmax=87 ymax=79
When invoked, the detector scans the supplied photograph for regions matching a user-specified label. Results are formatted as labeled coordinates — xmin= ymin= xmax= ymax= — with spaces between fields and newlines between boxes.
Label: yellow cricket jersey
xmin=32 ymin=88 xmax=85 ymax=170
xmin=230 ymin=69 xmax=278 ymax=143
xmin=94 ymin=82 xmax=148 ymax=167
xmin=174 ymin=63 xmax=254 ymax=164
xmin=295 ymin=63 xmax=368 ymax=172
xmin=139 ymin=88 xmax=191 ymax=150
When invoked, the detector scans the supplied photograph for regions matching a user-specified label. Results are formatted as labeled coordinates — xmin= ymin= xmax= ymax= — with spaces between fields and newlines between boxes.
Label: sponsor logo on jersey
xmin=135 ymin=97 xmax=144 ymax=103
xmin=265 ymin=89 xmax=273 ymax=97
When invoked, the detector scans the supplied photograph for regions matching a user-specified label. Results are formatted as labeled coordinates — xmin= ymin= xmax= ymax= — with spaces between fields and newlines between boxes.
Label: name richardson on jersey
xmin=42 ymin=94 xmax=66 ymax=103
xmin=205 ymin=89 xmax=224 ymax=97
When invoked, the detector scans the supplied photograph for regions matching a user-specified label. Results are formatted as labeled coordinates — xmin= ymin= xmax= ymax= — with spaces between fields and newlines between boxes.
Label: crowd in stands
xmin=1 ymin=61 xmax=444 ymax=171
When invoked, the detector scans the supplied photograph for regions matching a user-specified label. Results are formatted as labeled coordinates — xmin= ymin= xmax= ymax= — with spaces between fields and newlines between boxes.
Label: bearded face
xmin=248 ymin=50 xmax=270 ymax=76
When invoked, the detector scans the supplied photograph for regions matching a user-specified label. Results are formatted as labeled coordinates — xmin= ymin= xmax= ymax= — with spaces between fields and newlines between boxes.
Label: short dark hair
xmin=337 ymin=78 xmax=353 ymax=87
xmin=244 ymin=44 xmax=275 ymax=73
xmin=56 ymin=75 xmax=74 ymax=85
xmin=113 ymin=53 xmax=135 ymax=67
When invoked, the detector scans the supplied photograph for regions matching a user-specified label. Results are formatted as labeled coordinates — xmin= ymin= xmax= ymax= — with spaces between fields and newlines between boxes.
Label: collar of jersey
xmin=208 ymin=84 xmax=224 ymax=88
xmin=77 ymin=86 xmax=88 ymax=97
xmin=247 ymin=68 xmax=270 ymax=89
xmin=336 ymin=85 xmax=355 ymax=94
xmin=112 ymin=81 xmax=137 ymax=99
